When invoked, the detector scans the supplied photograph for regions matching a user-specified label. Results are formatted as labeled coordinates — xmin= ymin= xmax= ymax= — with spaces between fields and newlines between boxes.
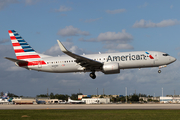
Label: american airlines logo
xmin=107 ymin=52 xmax=154 ymax=62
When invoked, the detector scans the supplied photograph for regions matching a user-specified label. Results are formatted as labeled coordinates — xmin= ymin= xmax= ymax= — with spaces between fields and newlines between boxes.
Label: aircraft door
xmin=154 ymin=53 xmax=158 ymax=64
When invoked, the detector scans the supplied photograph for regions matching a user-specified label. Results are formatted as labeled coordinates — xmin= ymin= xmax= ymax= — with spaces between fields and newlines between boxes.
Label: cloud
xmin=170 ymin=5 xmax=173 ymax=9
xmin=80 ymin=30 xmax=133 ymax=42
xmin=132 ymin=19 xmax=180 ymax=28
xmin=45 ymin=40 xmax=86 ymax=56
xmin=115 ymin=60 xmax=180 ymax=84
xmin=138 ymin=2 xmax=148 ymax=8
xmin=0 ymin=39 xmax=9 ymax=44
xmin=106 ymin=9 xmax=126 ymax=14
xmin=0 ymin=0 xmax=18 ymax=10
xmin=55 ymin=5 xmax=72 ymax=12
xmin=97 ymin=30 xmax=133 ymax=42
xmin=79 ymin=30 xmax=133 ymax=50
xmin=84 ymin=17 xmax=102 ymax=23
xmin=57 ymin=26 xmax=90 ymax=37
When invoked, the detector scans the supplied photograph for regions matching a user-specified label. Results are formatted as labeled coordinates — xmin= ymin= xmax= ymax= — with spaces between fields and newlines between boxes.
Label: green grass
xmin=0 ymin=110 xmax=180 ymax=120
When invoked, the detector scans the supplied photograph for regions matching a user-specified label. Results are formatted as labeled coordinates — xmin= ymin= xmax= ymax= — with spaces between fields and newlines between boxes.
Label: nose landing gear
xmin=158 ymin=65 xmax=167 ymax=74
xmin=89 ymin=72 xmax=96 ymax=79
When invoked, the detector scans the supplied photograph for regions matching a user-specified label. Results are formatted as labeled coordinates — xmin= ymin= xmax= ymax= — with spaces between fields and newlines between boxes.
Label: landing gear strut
xmin=89 ymin=72 xmax=96 ymax=79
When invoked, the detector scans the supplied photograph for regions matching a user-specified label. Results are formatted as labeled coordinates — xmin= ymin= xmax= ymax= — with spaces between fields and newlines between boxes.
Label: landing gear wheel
xmin=158 ymin=70 xmax=161 ymax=73
xmin=89 ymin=73 xmax=96 ymax=79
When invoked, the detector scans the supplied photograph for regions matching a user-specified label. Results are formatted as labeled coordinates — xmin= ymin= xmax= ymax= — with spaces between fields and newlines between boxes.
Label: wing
xmin=57 ymin=40 xmax=103 ymax=70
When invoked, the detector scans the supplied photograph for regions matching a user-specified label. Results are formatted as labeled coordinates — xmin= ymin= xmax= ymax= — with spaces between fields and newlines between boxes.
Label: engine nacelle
xmin=102 ymin=62 xmax=120 ymax=74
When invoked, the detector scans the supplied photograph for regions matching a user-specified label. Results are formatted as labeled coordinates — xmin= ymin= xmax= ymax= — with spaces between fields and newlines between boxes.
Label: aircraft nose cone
xmin=171 ymin=57 xmax=176 ymax=62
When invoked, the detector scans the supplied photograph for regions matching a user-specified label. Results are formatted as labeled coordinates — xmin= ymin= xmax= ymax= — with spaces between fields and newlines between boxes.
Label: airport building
xmin=139 ymin=97 xmax=160 ymax=102
xmin=81 ymin=98 xmax=110 ymax=104
xmin=78 ymin=95 xmax=122 ymax=100
xmin=12 ymin=97 xmax=51 ymax=104
xmin=160 ymin=97 xmax=180 ymax=103
xmin=12 ymin=97 xmax=36 ymax=104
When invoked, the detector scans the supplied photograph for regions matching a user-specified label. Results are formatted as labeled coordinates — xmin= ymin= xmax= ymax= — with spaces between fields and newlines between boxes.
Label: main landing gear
xmin=89 ymin=72 xmax=96 ymax=79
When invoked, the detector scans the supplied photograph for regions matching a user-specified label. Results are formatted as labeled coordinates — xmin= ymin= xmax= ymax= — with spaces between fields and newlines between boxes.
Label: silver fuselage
xmin=26 ymin=51 xmax=176 ymax=73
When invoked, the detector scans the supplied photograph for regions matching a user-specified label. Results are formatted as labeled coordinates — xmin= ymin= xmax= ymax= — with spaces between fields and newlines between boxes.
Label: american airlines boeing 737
xmin=5 ymin=30 xmax=176 ymax=79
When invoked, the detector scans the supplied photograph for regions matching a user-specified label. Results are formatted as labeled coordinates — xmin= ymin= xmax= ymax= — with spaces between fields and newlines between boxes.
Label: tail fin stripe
xmin=23 ymin=49 xmax=34 ymax=52
xmin=11 ymin=40 xmax=18 ymax=43
xmin=21 ymin=46 xmax=32 ymax=49
xmin=15 ymin=49 xmax=24 ymax=53
xmin=11 ymin=30 xmax=16 ymax=33
xmin=14 ymin=33 xmax=20 ymax=37
xmin=16 ymin=52 xmax=37 ymax=56
xmin=17 ymin=55 xmax=41 ymax=59
xmin=19 ymin=43 xmax=28 ymax=45
xmin=8 ymin=30 xmax=13 ymax=33
xmin=10 ymin=36 xmax=16 ymax=40
xmin=12 ymin=43 xmax=21 ymax=46
xmin=14 ymin=46 xmax=22 ymax=49
xmin=15 ymin=37 xmax=22 ymax=39
xmin=16 ymin=40 xmax=25 ymax=42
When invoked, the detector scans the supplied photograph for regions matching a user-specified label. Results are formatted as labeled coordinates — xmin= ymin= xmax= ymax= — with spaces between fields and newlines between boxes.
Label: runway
xmin=1 ymin=104 xmax=180 ymax=110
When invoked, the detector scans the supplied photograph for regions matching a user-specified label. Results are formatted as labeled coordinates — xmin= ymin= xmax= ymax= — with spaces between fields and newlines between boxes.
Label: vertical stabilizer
xmin=8 ymin=30 xmax=46 ymax=66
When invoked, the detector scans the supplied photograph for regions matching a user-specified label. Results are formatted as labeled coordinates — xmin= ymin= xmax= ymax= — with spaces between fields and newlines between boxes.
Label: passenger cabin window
xmin=163 ymin=54 xmax=169 ymax=56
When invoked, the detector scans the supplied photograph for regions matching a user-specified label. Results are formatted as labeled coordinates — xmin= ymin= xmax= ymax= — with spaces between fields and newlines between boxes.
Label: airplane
xmin=0 ymin=92 xmax=13 ymax=104
xmin=67 ymin=97 xmax=84 ymax=104
xmin=1 ymin=92 xmax=8 ymax=99
xmin=0 ymin=98 xmax=13 ymax=104
xmin=36 ymin=99 xmax=46 ymax=104
xmin=59 ymin=100 xmax=67 ymax=104
xmin=5 ymin=30 xmax=176 ymax=79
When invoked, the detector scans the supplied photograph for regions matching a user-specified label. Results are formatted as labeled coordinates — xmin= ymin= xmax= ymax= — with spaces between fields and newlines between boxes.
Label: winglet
xmin=57 ymin=40 xmax=68 ymax=52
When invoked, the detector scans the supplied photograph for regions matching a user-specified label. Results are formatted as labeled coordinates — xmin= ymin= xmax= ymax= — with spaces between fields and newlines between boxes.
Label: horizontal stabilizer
xmin=4 ymin=57 xmax=27 ymax=63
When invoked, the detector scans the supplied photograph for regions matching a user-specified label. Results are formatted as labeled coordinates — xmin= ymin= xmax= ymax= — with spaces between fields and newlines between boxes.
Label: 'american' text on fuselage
xmin=107 ymin=54 xmax=148 ymax=62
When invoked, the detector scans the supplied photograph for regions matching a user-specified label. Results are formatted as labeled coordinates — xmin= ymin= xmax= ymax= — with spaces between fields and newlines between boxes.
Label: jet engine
xmin=102 ymin=62 xmax=120 ymax=74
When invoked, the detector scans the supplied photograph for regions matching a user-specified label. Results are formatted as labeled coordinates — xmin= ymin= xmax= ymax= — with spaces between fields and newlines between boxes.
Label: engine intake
xmin=102 ymin=62 xmax=120 ymax=74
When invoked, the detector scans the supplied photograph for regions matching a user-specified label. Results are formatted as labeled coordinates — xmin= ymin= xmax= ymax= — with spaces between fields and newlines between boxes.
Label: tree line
xmin=36 ymin=93 xmax=83 ymax=101
xmin=1 ymin=92 xmax=157 ymax=102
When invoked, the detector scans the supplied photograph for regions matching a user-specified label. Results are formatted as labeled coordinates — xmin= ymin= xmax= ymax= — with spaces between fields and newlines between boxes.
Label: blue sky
xmin=1 ymin=0 xmax=180 ymax=97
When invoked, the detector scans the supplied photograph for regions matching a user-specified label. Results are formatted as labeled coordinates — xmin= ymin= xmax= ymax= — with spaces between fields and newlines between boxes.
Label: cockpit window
xmin=163 ymin=54 xmax=169 ymax=56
